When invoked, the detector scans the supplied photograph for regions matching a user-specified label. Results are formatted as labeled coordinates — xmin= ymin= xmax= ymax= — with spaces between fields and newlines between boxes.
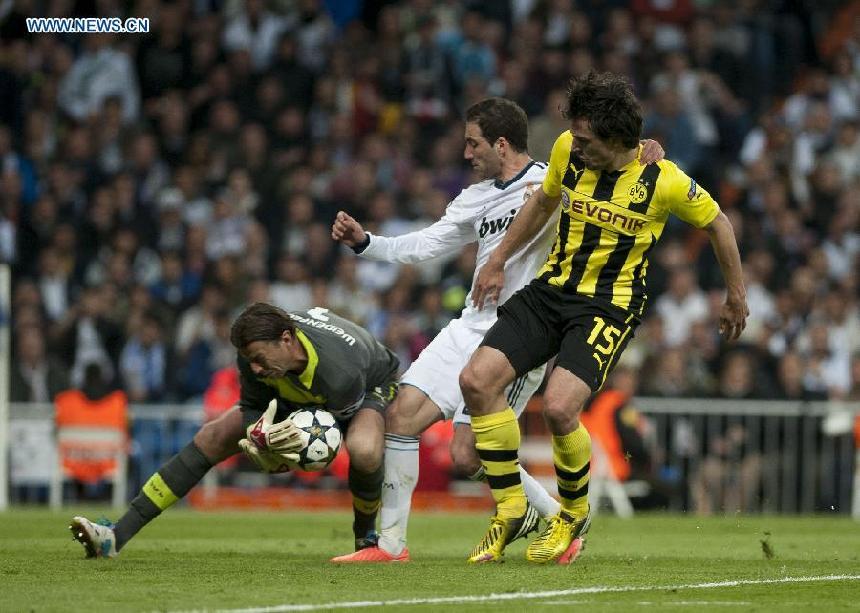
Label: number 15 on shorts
xmin=586 ymin=316 xmax=621 ymax=371
xmin=585 ymin=314 xmax=635 ymax=378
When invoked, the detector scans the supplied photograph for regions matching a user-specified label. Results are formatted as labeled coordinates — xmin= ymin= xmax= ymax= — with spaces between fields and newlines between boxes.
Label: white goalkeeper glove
xmin=245 ymin=399 xmax=305 ymax=454
xmin=238 ymin=438 xmax=300 ymax=474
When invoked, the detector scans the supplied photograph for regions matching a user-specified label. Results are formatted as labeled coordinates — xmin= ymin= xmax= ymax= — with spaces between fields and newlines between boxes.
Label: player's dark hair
xmin=230 ymin=302 xmax=297 ymax=349
xmin=465 ymin=97 xmax=529 ymax=152
xmin=563 ymin=71 xmax=642 ymax=148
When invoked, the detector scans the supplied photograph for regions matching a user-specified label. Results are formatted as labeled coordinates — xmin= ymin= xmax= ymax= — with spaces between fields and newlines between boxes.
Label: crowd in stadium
xmin=3 ymin=0 xmax=859 ymax=411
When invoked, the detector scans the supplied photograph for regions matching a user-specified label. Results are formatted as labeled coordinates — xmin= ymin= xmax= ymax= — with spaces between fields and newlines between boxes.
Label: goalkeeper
xmin=70 ymin=302 xmax=399 ymax=558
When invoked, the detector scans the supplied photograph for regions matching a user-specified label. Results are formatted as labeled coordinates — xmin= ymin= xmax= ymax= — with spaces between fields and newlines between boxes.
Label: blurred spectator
xmin=528 ymin=88 xmax=568 ymax=162
xmin=644 ymin=83 xmax=700 ymax=172
xmin=205 ymin=191 xmax=250 ymax=261
xmin=149 ymin=250 xmax=201 ymax=316
xmin=136 ymin=3 xmax=191 ymax=102
xmin=773 ymin=351 xmax=827 ymax=401
xmin=738 ymin=249 xmax=776 ymax=343
xmin=58 ymin=34 xmax=140 ymax=123
xmin=715 ymin=351 xmax=761 ymax=399
xmin=222 ymin=0 xmax=291 ymax=73
xmin=174 ymin=283 xmax=227 ymax=359
xmin=797 ymin=320 xmax=852 ymax=398
xmin=129 ymin=131 xmax=170 ymax=209
xmin=10 ymin=324 xmax=68 ymax=403
xmin=826 ymin=120 xmax=860 ymax=186
xmin=85 ymin=225 xmax=160 ymax=288
xmin=176 ymin=309 xmax=234 ymax=400
xmin=641 ymin=346 xmax=694 ymax=398
xmin=414 ymin=285 xmax=450 ymax=341
xmin=54 ymin=285 xmax=124 ymax=390
xmin=691 ymin=420 xmax=762 ymax=515
xmin=440 ymin=242 xmax=477 ymax=316
xmin=450 ymin=9 xmax=497 ymax=92
xmin=402 ymin=13 xmax=452 ymax=123
xmin=654 ymin=266 xmax=708 ymax=347
xmin=651 ymin=51 xmax=718 ymax=157
xmin=821 ymin=205 xmax=860 ymax=283
xmin=119 ymin=312 xmax=168 ymax=403
xmin=270 ymin=254 xmax=313 ymax=313
xmin=36 ymin=246 xmax=71 ymax=322
xmin=327 ymin=256 xmax=377 ymax=326
xmin=291 ymin=0 xmax=335 ymax=74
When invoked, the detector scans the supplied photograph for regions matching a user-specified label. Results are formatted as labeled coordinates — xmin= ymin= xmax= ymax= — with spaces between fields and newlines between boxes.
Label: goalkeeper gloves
xmin=240 ymin=399 xmax=305 ymax=473
xmin=238 ymin=438 xmax=299 ymax=473
xmin=245 ymin=399 xmax=305 ymax=454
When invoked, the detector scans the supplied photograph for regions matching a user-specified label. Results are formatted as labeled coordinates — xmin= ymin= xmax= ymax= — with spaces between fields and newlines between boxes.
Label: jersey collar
xmin=294 ymin=329 xmax=319 ymax=389
xmin=494 ymin=159 xmax=535 ymax=190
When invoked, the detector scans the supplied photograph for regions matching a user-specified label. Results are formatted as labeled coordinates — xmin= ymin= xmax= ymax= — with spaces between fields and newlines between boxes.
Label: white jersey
xmin=359 ymin=161 xmax=557 ymax=331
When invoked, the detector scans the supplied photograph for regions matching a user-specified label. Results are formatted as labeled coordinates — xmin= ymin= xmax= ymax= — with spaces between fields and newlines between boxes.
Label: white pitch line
xmin=172 ymin=574 xmax=860 ymax=613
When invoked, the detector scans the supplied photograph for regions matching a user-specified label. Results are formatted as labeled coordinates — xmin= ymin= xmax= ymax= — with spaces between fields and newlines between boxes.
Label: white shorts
xmin=400 ymin=317 xmax=546 ymax=426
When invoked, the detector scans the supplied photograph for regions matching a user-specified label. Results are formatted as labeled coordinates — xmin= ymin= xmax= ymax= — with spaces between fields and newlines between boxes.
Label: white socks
xmin=378 ymin=433 xmax=419 ymax=556
xmin=519 ymin=465 xmax=561 ymax=518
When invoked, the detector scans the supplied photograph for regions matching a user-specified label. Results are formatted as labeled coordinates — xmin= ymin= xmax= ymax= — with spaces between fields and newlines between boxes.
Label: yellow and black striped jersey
xmin=539 ymin=130 xmax=720 ymax=314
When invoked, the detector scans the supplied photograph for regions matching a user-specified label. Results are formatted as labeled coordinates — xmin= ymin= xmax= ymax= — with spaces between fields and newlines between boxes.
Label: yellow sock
xmin=553 ymin=423 xmax=591 ymax=518
xmin=471 ymin=408 xmax=526 ymax=520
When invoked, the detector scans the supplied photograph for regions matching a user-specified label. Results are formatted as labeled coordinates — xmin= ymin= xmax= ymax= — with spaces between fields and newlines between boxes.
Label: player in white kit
xmin=330 ymin=98 xmax=663 ymax=562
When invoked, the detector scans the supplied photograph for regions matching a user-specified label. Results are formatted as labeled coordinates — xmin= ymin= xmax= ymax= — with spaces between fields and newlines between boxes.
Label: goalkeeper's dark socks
xmin=113 ymin=442 xmax=213 ymax=551
xmin=349 ymin=463 xmax=383 ymax=539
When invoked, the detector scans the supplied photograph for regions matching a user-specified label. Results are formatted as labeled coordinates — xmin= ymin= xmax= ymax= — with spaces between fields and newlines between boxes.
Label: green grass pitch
xmin=1 ymin=508 xmax=858 ymax=612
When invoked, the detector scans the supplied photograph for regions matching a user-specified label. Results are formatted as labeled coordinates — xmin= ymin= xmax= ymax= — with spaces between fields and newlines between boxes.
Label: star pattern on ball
xmin=303 ymin=419 xmax=328 ymax=448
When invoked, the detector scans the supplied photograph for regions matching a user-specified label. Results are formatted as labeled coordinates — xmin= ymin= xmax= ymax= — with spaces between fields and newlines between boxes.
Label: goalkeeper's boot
xmin=330 ymin=546 xmax=410 ymax=563
xmin=70 ymin=516 xmax=117 ymax=559
xmin=466 ymin=508 xmax=530 ymax=563
xmin=525 ymin=507 xmax=591 ymax=564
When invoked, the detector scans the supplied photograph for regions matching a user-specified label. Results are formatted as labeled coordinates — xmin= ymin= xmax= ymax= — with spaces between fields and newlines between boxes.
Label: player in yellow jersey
xmin=459 ymin=71 xmax=749 ymax=563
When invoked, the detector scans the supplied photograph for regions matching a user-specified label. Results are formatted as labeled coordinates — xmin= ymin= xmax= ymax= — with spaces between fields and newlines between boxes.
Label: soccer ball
xmin=289 ymin=408 xmax=342 ymax=471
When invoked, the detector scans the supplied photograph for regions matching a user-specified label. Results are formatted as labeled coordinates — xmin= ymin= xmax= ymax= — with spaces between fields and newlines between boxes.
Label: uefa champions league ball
xmin=288 ymin=408 xmax=342 ymax=471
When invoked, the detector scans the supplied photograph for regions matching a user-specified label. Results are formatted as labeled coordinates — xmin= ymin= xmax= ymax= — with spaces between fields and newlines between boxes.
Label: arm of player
xmin=471 ymin=187 xmax=560 ymax=310
xmin=332 ymin=210 xmax=473 ymax=263
xmin=331 ymin=211 xmax=368 ymax=248
xmin=703 ymin=211 xmax=749 ymax=341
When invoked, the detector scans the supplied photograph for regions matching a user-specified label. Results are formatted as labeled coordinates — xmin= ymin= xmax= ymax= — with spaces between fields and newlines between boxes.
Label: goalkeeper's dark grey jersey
xmin=238 ymin=307 xmax=400 ymax=426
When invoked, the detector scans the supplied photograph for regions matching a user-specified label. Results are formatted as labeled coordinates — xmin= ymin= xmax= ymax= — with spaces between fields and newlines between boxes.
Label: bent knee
xmin=542 ymin=397 xmax=582 ymax=433
xmin=348 ymin=442 xmax=383 ymax=472
xmin=385 ymin=402 xmax=421 ymax=437
xmin=458 ymin=365 xmax=484 ymax=400
xmin=194 ymin=414 xmax=242 ymax=462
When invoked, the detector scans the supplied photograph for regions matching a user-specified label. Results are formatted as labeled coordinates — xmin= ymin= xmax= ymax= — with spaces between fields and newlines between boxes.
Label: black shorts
xmin=359 ymin=379 xmax=399 ymax=417
xmin=481 ymin=280 xmax=639 ymax=392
